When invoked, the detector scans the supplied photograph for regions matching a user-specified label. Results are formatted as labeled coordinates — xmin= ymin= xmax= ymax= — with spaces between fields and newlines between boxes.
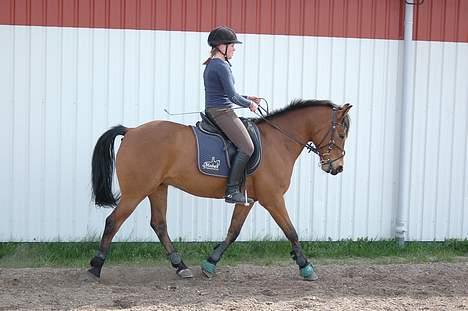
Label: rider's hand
xmin=247 ymin=96 xmax=262 ymax=104
xmin=249 ymin=101 xmax=258 ymax=112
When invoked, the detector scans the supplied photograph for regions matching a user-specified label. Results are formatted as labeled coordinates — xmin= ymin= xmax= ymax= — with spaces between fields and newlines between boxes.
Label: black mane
xmin=254 ymin=99 xmax=338 ymax=123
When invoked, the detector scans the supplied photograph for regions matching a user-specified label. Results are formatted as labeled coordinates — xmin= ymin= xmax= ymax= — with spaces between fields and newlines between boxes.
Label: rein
xmin=255 ymin=100 xmax=346 ymax=166
xmin=255 ymin=106 xmax=318 ymax=154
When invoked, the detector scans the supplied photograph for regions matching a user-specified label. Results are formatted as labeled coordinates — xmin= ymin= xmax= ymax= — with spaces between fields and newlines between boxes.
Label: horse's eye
xmin=337 ymin=129 xmax=346 ymax=139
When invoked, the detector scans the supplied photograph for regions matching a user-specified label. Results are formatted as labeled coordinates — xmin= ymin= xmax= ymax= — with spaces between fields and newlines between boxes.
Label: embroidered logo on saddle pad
xmin=191 ymin=114 xmax=262 ymax=178
xmin=202 ymin=157 xmax=221 ymax=171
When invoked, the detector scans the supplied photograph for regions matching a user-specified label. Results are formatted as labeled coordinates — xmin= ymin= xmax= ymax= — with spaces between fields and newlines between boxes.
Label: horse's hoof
xmin=300 ymin=264 xmax=318 ymax=281
xmin=201 ymin=260 xmax=216 ymax=278
xmin=202 ymin=269 xmax=214 ymax=279
xmin=177 ymin=268 xmax=193 ymax=278
xmin=87 ymin=266 xmax=101 ymax=278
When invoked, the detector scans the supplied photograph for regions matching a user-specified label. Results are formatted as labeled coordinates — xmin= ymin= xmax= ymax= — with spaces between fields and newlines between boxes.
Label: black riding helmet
xmin=207 ymin=26 xmax=242 ymax=65
xmin=207 ymin=26 xmax=242 ymax=47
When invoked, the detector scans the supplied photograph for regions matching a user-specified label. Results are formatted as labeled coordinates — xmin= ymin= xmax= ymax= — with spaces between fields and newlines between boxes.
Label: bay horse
xmin=88 ymin=99 xmax=352 ymax=281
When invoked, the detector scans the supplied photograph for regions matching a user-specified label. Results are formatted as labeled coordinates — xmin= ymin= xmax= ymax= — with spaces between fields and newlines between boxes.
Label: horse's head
xmin=254 ymin=99 xmax=352 ymax=175
xmin=314 ymin=103 xmax=352 ymax=175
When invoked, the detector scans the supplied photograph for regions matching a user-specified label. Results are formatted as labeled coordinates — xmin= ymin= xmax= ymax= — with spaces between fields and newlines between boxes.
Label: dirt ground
xmin=1 ymin=261 xmax=467 ymax=310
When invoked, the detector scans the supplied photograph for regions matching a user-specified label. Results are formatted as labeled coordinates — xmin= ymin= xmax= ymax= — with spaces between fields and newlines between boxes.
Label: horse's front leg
xmin=201 ymin=203 xmax=253 ymax=278
xmin=149 ymin=185 xmax=193 ymax=278
xmin=263 ymin=196 xmax=318 ymax=281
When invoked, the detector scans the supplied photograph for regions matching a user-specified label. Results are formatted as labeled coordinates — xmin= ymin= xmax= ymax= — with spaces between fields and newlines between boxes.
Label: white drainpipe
xmin=396 ymin=2 xmax=415 ymax=246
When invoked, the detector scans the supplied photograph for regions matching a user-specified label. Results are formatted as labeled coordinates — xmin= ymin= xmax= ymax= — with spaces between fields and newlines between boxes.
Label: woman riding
xmin=203 ymin=26 xmax=260 ymax=204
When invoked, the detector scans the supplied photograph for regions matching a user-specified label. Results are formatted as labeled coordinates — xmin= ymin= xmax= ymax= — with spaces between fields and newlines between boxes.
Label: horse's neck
xmin=260 ymin=107 xmax=320 ymax=161
xmin=263 ymin=106 xmax=334 ymax=160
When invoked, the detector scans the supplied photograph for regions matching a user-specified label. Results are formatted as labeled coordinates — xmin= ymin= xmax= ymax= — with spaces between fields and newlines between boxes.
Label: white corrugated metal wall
xmin=408 ymin=40 xmax=468 ymax=240
xmin=0 ymin=1 xmax=467 ymax=242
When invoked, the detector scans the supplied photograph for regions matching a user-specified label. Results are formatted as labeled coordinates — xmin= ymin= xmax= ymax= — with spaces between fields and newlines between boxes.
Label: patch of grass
xmin=0 ymin=242 xmax=99 ymax=267
xmin=301 ymin=239 xmax=468 ymax=264
xmin=0 ymin=239 xmax=467 ymax=268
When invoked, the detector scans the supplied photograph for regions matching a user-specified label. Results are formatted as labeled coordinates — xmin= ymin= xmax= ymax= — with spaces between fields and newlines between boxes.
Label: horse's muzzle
xmin=323 ymin=164 xmax=343 ymax=175
xmin=330 ymin=165 xmax=343 ymax=175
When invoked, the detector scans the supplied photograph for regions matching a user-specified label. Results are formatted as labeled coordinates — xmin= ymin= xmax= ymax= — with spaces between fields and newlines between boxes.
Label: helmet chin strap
xmin=216 ymin=45 xmax=232 ymax=66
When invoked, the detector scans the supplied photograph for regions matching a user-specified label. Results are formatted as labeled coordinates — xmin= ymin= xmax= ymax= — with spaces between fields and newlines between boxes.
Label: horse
xmin=88 ymin=99 xmax=352 ymax=281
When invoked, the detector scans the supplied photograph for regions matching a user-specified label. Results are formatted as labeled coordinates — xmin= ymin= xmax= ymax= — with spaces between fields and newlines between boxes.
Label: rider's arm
xmin=215 ymin=63 xmax=253 ymax=108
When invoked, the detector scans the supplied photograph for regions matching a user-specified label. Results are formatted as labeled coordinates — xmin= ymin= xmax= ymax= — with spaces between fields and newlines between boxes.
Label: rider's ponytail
xmin=203 ymin=48 xmax=217 ymax=65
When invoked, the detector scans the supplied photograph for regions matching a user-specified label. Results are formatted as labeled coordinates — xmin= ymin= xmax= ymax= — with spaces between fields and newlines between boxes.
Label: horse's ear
xmin=341 ymin=103 xmax=352 ymax=114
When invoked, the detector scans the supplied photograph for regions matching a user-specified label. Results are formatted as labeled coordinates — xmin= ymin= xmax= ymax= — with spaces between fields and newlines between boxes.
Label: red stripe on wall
xmin=0 ymin=0 xmax=466 ymax=42
xmin=0 ymin=0 xmax=402 ymax=40
xmin=414 ymin=0 xmax=468 ymax=43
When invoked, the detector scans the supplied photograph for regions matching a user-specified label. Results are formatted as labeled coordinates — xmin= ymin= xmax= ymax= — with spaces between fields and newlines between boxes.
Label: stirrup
xmin=225 ymin=191 xmax=253 ymax=205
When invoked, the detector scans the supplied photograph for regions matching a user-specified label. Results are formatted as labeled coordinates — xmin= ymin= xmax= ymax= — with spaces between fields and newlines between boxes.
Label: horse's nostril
xmin=336 ymin=166 xmax=343 ymax=173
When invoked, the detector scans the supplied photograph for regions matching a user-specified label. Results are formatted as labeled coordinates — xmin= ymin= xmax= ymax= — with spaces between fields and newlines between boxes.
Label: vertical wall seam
xmin=337 ymin=0 xmax=350 ymax=239
xmin=379 ymin=0 xmax=395 ymax=238
xmin=56 ymin=0 xmax=63 ymax=240
xmin=453 ymin=3 xmax=463 ymax=237
xmin=25 ymin=11 xmax=32 ymax=240
xmin=72 ymin=17 xmax=80 ymax=239
xmin=365 ymin=42 xmax=375 ymax=237
xmin=445 ymin=40 xmax=456 ymax=238
xmin=88 ymin=8 xmax=96 ymax=237
xmin=419 ymin=46 xmax=430 ymax=240
xmin=462 ymin=78 xmax=468 ymax=238
xmin=380 ymin=41 xmax=389 ymax=237
xmin=419 ymin=1 xmax=435 ymax=240
xmin=364 ymin=0 xmax=377 ymax=237
xmin=381 ymin=0 xmax=391 ymax=237
xmin=9 ymin=16 xmax=16 ymax=240
xmin=40 ymin=20 xmax=48 ymax=241
xmin=323 ymin=0 xmax=333 ymax=239
xmin=433 ymin=4 xmax=447 ymax=238
xmin=351 ymin=0 xmax=363 ymax=238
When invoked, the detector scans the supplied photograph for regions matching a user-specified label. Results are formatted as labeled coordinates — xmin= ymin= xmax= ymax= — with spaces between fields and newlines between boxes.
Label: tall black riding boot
xmin=225 ymin=151 xmax=254 ymax=204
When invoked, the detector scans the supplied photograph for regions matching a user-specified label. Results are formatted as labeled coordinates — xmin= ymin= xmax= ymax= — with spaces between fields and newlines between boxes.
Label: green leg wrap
xmin=201 ymin=260 xmax=216 ymax=275
xmin=300 ymin=263 xmax=318 ymax=281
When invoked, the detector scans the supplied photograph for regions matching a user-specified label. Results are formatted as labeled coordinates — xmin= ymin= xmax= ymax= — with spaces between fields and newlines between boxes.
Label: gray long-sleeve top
xmin=203 ymin=58 xmax=252 ymax=109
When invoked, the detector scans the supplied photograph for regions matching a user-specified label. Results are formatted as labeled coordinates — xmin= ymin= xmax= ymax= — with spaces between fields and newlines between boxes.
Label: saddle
xmin=190 ymin=112 xmax=262 ymax=178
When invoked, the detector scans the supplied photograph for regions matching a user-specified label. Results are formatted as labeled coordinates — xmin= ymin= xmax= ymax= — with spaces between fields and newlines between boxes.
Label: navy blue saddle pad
xmin=191 ymin=113 xmax=262 ymax=178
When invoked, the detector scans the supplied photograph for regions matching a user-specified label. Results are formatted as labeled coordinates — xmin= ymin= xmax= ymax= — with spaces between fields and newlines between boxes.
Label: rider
xmin=203 ymin=26 xmax=260 ymax=204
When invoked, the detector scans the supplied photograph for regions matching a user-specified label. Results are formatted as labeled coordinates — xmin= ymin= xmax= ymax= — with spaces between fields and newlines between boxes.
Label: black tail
xmin=91 ymin=125 xmax=128 ymax=207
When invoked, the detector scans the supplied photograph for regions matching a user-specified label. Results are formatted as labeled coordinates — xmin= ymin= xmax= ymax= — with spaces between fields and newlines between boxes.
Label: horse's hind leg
xmin=148 ymin=184 xmax=193 ymax=278
xmin=88 ymin=195 xmax=142 ymax=278
xmin=202 ymin=203 xmax=253 ymax=278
